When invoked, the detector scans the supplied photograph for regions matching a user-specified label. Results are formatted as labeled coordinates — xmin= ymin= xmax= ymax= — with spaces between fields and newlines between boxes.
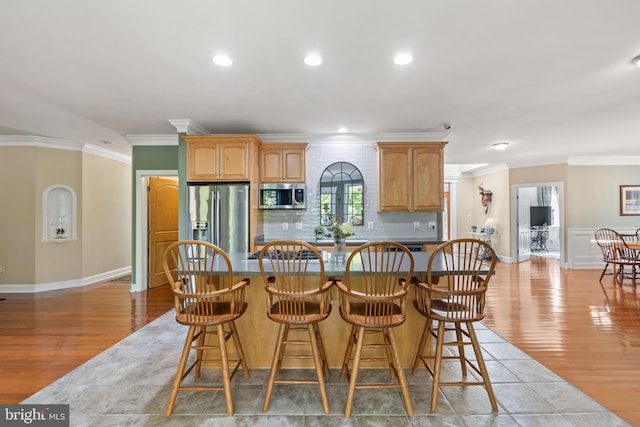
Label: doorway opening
xmin=133 ymin=170 xmax=179 ymax=292
xmin=512 ymin=182 xmax=564 ymax=265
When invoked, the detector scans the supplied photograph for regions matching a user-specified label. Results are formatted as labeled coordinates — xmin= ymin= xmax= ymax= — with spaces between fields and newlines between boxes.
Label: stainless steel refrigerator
xmin=187 ymin=183 xmax=250 ymax=253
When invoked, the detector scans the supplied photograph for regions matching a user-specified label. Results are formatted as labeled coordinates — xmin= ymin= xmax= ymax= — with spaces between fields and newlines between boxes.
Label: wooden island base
xmin=231 ymin=280 xmax=428 ymax=369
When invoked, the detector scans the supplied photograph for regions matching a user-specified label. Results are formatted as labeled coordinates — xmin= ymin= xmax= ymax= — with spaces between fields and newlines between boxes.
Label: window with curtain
xmin=537 ymin=186 xmax=559 ymax=226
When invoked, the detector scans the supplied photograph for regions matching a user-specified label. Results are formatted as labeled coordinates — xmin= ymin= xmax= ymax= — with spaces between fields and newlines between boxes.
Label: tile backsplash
xmin=260 ymin=139 xmax=440 ymax=241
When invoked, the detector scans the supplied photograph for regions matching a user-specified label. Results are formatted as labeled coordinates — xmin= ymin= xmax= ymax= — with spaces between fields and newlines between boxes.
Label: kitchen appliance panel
xmin=258 ymin=183 xmax=305 ymax=209
xmin=216 ymin=184 xmax=250 ymax=253
xmin=187 ymin=183 xmax=250 ymax=254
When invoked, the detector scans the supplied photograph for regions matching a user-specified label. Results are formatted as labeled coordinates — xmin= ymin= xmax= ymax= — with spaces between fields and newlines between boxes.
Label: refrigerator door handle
xmin=213 ymin=189 xmax=221 ymax=247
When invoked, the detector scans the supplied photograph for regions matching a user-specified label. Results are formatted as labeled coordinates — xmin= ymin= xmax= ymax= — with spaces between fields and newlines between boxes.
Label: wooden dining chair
xmin=163 ymin=240 xmax=250 ymax=416
xmin=595 ymin=228 xmax=640 ymax=282
xmin=412 ymin=238 xmax=498 ymax=412
xmin=335 ymin=242 xmax=414 ymax=418
xmin=258 ymin=240 xmax=334 ymax=413
xmin=595 ymin=228 xmax=620 ymax=281
xmin=618 ymin=231 xmax=640 ymax=281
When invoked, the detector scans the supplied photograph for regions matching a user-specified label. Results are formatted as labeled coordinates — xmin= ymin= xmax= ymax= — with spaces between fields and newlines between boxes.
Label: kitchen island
xmin=187 ymin=251 xmax=483 ymax=369
xmin=229 ymin=250 xmax=446 ymax=277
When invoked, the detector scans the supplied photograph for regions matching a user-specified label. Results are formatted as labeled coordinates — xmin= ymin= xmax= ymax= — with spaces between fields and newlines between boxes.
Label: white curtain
xmin=537 ymin=186 xmax=554 ymax=206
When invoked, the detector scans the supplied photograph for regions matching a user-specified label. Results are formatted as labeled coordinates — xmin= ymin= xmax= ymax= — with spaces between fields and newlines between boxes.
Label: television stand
xmin=530 ymin=227 xmax=548 ymax=252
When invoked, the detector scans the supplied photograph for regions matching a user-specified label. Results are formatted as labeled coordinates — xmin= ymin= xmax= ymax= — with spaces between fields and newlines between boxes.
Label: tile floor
xmin=22 ymin=311 xmax=630 ymax=426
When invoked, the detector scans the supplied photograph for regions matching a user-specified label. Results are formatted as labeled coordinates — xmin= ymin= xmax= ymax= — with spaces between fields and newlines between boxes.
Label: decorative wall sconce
xmin=478 ymin=184 xmax=492 ymax=215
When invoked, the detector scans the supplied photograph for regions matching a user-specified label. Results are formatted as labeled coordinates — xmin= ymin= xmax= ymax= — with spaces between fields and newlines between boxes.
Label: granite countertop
xmin=254 ymin=236 xmax=447 ymax=246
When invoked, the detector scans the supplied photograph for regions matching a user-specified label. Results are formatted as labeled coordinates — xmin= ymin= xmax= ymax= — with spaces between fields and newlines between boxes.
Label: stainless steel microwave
xmin=258 ymin=183 xmax=306 ymax=209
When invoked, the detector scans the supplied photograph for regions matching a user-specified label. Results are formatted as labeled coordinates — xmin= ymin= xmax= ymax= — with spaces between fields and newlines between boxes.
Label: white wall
xmin=0 ymin=140 xmax=131 ymax=292
xmin=457 ymin=162 xmax=640 ymax=267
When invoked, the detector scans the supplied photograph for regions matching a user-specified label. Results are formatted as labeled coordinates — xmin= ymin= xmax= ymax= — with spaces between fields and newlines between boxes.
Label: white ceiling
xmin=1 ymin=1 xmax=640 ymax=168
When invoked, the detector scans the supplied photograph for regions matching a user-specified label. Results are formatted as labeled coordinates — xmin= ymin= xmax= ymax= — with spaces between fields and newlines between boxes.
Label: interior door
xmin=148 ymin=176 xmax=179 ymax=288
xmin=517 ymin=187 xmax=532 ymax=262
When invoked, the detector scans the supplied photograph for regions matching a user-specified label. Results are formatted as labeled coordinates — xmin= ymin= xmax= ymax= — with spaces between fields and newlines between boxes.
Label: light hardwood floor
xmin=483 ymin=256 xmax=640 ymax=426
xmin=0 ymin=279 xmax=174 ymax=404
xmin=0 ymin=258 xmax=638 ymax=425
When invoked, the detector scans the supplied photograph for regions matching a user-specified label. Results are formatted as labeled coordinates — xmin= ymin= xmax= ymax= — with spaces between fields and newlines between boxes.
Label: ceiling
xmin=1 ymin=1 xmax=640 ymax=169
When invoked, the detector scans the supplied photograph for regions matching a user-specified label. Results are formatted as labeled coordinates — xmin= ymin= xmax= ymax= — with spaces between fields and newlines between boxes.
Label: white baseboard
xmin=0 ymin=267 xmax=131 ymax=294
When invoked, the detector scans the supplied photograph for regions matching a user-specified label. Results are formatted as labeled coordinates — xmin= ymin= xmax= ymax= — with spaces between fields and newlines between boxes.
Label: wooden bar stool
xmin=335 ymin=242 xmax=414 ymax=418
xmin=412 ymin=238 xmax=498 ymax=412
xmin=258 ymin=240 xmax=334 ymax=413
xmin=163 ymin=240 xmax=250 ymax=416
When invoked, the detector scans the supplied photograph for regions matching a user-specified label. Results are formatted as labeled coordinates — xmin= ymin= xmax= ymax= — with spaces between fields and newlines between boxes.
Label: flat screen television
xmin=530 ymin=206 xmax=552 ymax=227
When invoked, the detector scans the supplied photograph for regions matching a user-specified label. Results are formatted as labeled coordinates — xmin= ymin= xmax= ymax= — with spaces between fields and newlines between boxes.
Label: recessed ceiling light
xmin=493 ymin=142 xmax=509 ymax=151
xmin=394 ymin=53 xmax=413 ymax=65
xmin=337 ymin=127 xmax=349 ymax=133
xmin=213 ymin=55 xmax=232 ymax=67
xmin=304 ymin=54 xmax=323 ymax=66
xmin=633 ymin=55 xmax=640 ymax=68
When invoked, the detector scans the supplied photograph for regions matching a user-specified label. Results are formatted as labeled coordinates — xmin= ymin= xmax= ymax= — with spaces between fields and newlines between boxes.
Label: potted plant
xmin=314 ymin=225 xmax=328 ymax=240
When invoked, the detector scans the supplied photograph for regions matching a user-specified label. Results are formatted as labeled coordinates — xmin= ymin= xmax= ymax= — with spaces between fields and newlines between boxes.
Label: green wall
xmin=132 ymin=145 xmax=179 ymax=171
xmin=131 ymin=144 xmax=181 ymax=282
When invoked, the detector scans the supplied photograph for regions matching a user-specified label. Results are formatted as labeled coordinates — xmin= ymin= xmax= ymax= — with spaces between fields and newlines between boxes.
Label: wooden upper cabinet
xmin=377 ymin=145 xmax=412 ymax=211
xmin=376 ymin=142 xmax=447 ymax=212
xmin=259 ymin=143 xmax=308 ymax=182
xmin=412 ymin=145 xmax=445 ymax=210
xmin=184 ymin=135 xmax=261 ymax=182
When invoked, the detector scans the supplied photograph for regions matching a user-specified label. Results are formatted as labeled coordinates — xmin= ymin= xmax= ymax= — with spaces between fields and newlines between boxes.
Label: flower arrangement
xmin=314 ymin=217 xmax=355 ymax=242
xmin=330 ymin=220 xmax=354 ymax=241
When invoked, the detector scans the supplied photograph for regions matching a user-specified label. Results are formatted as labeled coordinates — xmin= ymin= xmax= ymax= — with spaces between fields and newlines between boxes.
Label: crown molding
xmin=567 ymin=155 xmax=640 ymax=166
xmin=505 ymin=156 xmax=569 ymax=170
xmin=83 ymin=144 xmax=131 ymax=164
xmin=444 ymin=164 xmax=487 ymax=180
xmin=258 ymin=132 xmax=449 ymax=143
xmin=0 ymin=135 xmax=131 ymax=164
xmin=456 ymin=155 xmax=640 ymax=177
xmin=0 ymin=135 xmax=84 ymax=151
xmin=459 ymin=163 xmax=509 ymax=177
xmin=126 ymin=134 xmax=179 ymax=146
xmin=168 ymin=119 xmax=209 ymax=135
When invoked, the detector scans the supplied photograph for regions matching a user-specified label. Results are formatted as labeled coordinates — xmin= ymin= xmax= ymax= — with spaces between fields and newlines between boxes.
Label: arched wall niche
xmin=42 ymin=185 xmax=78 ymax=241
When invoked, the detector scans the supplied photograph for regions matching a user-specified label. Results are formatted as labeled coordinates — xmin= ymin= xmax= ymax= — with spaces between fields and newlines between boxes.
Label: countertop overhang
xmin=208 ymin=251 xmax=482 ymax=277
xmin=254 ymin=237 xmax=447 ymax=246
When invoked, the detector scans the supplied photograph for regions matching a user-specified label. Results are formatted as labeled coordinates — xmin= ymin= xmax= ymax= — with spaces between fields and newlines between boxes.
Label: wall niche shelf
xmin=42 ymin=185 xmax=78 ymax=242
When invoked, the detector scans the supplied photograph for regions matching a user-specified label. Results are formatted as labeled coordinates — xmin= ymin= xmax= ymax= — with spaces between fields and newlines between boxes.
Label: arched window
xmin=319 ymin=162 xmax=364 ymax=226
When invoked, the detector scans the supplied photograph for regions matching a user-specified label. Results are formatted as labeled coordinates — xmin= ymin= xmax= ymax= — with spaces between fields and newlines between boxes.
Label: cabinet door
xmin=259 ymin=144 xmax=307 ymax=182
xmin=413 ymin=147 xmax=444 ymax=211
xmin=281 ymin=148 xmax=305 ymax=181
xmin=259 ymin=148 xmax=283 ymax=182
xmin=218 ymin=140 xmax=250 ymax=180
xmin=187 ymin=140 xmax=219 ymax=181
xmin=378 ymin=147 xmax=411 ymax=211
